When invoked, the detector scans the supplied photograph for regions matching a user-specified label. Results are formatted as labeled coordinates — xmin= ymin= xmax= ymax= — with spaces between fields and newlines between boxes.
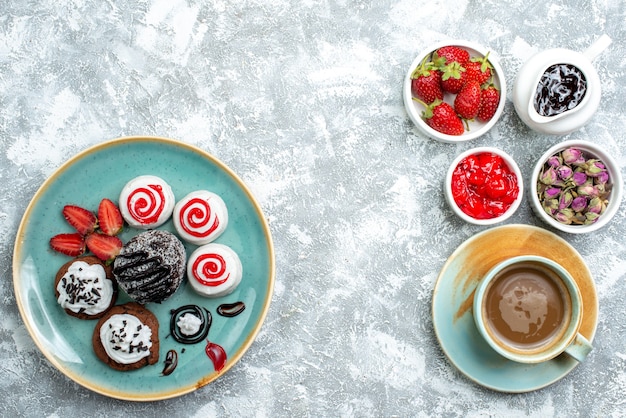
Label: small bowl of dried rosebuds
xmin=403 ymin=40 xmax=506 ymax=143
xmin=530 ymin=140 xmax=623 ymax=233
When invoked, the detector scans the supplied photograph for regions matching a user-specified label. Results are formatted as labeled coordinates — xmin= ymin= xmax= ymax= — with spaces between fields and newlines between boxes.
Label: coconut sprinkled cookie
xmin=113 ymin=230 xmax=186 ymax=304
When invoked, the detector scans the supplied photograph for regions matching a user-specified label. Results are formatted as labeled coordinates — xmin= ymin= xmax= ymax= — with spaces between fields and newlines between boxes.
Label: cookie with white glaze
xmin=118 ymin=175 xmax=175 ymax=229
xmin=187 ymin=243 xmax=243 ymax=298
xmin=92 ymin=302 xmax=159 ymax=371
xmin=173 ymin=190 xmax=228 ymax=245
xmin=54 ymin=255 xmax=117 ymax=320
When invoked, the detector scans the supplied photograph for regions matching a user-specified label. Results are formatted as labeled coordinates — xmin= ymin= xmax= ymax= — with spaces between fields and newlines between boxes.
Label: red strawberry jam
xmin=451 ymin=152 xmax=519 ymax=219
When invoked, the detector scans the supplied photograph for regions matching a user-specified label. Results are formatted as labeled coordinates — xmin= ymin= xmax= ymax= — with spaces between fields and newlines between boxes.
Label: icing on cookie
xmin=57 ymin=260 xmax=114 ymax=316
xmin=173 ymin=190 xmax=228 ymax=245
xmin=99 ymin=313 xmax=153 ymax=364
xmin=187 ymin=243 xmax=242 ymax=298
xmin=119 ymin=175 xmax=175 ymax=229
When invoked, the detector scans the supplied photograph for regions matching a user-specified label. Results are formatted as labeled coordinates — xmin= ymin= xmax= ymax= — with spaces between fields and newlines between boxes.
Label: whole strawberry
xmin=440 ymin=62 xmax=466 ymax=94
xmin=411 ymin=57 xmax=443 ymax=104
xmin=415 ymin=98 xmax=465 ymax=136
xmin=477 ymin=84 xmax=501 ymax=122
xmin=454 ymin=80 xmax=482 ymax=120
xmin=434 ymin=45 xmax=470 ymax=66
xmin=464 ymin=52 xmax=493 ymax=85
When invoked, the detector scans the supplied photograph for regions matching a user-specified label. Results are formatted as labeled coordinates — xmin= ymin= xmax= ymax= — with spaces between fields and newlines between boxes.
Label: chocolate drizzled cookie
xmin=113 ymin=230 xmax=186 ymax=304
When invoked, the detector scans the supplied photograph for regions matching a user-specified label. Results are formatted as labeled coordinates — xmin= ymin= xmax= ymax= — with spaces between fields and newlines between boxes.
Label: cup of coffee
xmin=473 ymin=255 xmax=592 ymax=363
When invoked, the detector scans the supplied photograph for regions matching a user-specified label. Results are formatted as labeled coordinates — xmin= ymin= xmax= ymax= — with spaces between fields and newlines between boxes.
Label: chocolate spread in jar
xmin=484 ymin=261 xmax=572 ymax=350
xmin=533 ymin=63 xmax=587 ymax=117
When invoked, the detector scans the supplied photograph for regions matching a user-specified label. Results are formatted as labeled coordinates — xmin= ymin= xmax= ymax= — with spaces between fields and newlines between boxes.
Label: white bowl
xmin=403 ymin=40 xmax=506 ymax=143
xmin=445 ymin=147 xmax=523 ymax=225
xmin=530 ymin=140 xmax=623 ymax=234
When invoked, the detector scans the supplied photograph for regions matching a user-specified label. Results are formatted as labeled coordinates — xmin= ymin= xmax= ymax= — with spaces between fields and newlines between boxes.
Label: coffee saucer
xmin=432 ymin=224 xmax=598 ymax=392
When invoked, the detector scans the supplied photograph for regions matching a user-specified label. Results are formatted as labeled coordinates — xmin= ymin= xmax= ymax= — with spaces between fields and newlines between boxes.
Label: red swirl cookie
xmin=173 ymin=190 xmax=228 ymax=245
xmin=119 ymin=175 xmax=175 ymax=229
xmin=187 ymin=243 xmax=242 ymax=298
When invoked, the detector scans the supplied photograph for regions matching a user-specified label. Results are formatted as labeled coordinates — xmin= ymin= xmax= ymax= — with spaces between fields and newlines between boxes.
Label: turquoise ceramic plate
xmin=432 ymin=224 xmax=597 ymax=393
xmin=13 ymin=136 xmax=275 ymax=401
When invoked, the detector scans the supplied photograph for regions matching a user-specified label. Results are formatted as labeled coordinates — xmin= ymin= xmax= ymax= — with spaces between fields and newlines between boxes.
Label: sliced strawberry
xmin=86 ymin=233 xmax=123 ymax=263
xmin=50 ymin=233 xmax=86 ymax=257
xmin=62 ymin=205 xmax=97 ymax=236
xmin=98 ymin=198 xmax=124 ymax=236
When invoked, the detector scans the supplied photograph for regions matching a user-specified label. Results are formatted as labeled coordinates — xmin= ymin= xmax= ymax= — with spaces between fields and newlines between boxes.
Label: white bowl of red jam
xmin=530 ymin=140 xmax=623 ymax=234
xmin=403 ymin=40 xmax=506 ymax=143
xmin=445 ymin=147 xmax=523 ymax=225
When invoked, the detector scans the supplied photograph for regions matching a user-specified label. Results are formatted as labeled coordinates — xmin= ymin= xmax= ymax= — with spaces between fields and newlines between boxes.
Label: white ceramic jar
xmin=513 ymin=35 xmax=612 ymax=135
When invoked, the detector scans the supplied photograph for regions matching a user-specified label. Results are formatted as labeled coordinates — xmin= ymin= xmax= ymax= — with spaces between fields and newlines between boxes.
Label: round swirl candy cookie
xmin=54 ymin=255 xmax=118 ymax=319
xmin=173 ymin=190 xmax=229 ymax=245
xmin=119 ymin=175 xmax=175 ymax=229
xmin=92 ymin=302 xmax=159 ymax=371
xmin=187 ymin=243 xmax=243 ymax=298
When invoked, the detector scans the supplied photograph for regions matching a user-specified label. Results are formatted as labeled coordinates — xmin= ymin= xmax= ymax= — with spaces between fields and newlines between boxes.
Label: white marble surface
xmin=2 ymin=0 xmax=626 ymax=416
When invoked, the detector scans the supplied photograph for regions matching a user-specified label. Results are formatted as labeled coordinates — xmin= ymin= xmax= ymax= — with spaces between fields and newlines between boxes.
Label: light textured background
xmin=2 ymin=0 xmax=626 ymax=416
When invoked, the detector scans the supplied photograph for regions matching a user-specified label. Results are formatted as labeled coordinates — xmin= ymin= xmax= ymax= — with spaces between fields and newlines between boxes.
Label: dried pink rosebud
xmin=585 ymin=160 xmax=606 ymax=176
xmin=548 ymin=155 xmax=562 ymax=168
xmin=558 ymin=191 xmax=573 ymax=210
xmin=557 ymin=165 xmax=573 ymax=180
xmin=542 ymin=199 xmax=559 ymax=215
xmin=572 ymin=171 xmax=588 ymax=186
xmin=544 ymin=187 xmax=561 ymax=199
xmin=571 ymin=196 xmax=587 ymax=212
xmin=587 ymin=197 xmax=605 ymax=214
xmin=595 ymin=183 xmax=608 ymax=197
xmin=595 ymin=170 xmax=609 ymax=184
xmin=577 ymin=184 xmax=599 ymax=197
xmin=555 ymin=208 xmax=574 ymax=224
xmin=540 ymin=167 xmax=558 ymax=185
xmin=584 ymin=212 xmax=600 ymax=224
xmin=562 ymin=148 xmax=585 ymax=165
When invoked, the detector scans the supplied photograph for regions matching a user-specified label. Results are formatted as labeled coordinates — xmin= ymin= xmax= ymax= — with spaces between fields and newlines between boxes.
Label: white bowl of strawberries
xmin=403 ymin=40 xmax=506 ymax=143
